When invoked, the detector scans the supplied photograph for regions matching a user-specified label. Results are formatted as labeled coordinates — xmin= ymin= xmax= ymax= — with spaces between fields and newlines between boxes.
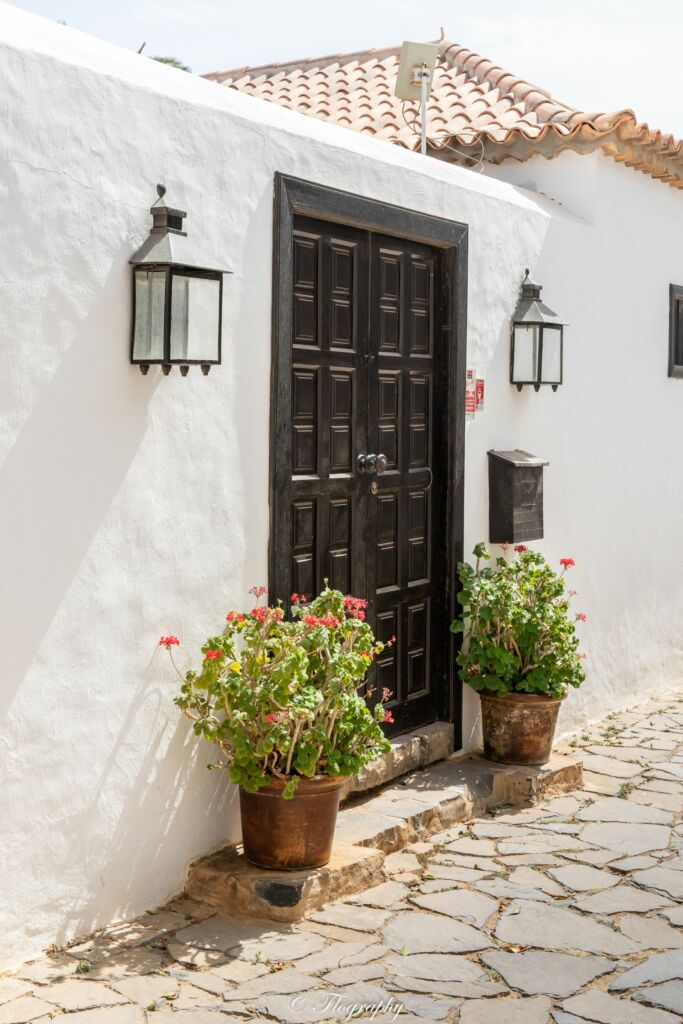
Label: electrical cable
xmin=400 ymin=99 xmax=486 ymax=172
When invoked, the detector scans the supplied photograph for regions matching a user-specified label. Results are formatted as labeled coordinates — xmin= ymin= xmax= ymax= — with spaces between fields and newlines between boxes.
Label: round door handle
xmin=357 ymin=453 xmax=389 ymax=475
xmin=357 ymin=453 xmax=377 ymax=474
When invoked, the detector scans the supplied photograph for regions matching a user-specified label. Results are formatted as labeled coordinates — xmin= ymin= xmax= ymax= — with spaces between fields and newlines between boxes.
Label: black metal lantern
xmin=130 ymin=185 xmax=229 ymax=376
xmin=510 ymin=270 xmax=566 ymax=391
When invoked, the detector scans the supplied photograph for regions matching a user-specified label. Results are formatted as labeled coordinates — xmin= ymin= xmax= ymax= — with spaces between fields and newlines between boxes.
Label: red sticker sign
xmin=465 ymin=369 xmax=476 ymax=419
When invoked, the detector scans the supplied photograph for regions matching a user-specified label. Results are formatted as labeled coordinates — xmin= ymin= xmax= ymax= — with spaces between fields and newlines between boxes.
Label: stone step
xmin=186 ymin=843 xmax=385 ymax=923
xmin=184 ymin=751 xmax=582 ymax=923
xmin=341 ymin=721 xmax=454 ymax=802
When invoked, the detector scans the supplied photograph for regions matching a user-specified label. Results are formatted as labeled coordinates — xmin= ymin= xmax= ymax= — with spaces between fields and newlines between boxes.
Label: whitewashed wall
xmin=480 ymin=150 xmax=683 ymax=741
xmin=0 ymin=4 xmax=551 ymax=968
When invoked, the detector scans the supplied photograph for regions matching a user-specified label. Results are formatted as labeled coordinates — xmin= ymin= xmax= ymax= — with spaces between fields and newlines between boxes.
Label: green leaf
xmin=282 ymin=777 xmax=300 ymax=800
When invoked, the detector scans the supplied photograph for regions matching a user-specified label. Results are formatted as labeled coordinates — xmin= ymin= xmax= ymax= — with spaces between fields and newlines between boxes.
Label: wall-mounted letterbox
xmin=488 ymin=449 xmax=549 ymax=543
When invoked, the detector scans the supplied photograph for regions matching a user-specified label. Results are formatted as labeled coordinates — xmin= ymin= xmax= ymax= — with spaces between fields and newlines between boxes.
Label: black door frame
xmin=269 ymin=173 xmax=468 ymax=746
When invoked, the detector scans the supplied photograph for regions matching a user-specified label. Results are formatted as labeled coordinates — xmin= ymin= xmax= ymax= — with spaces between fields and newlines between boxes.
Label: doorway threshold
xmin=341 ymin=721 xmax=454 ymax=802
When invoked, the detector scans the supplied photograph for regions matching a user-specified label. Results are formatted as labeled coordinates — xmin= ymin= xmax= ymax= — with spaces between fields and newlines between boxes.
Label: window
xmin=669 ymin=284 xmax=683 ymax=378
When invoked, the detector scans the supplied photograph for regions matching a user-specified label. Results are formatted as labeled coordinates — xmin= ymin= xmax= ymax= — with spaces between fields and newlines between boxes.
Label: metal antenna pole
xmin=420 ymin=63 xmax=428 ymax=156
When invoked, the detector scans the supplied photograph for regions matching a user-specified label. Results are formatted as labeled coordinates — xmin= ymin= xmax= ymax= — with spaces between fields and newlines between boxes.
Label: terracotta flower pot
xmin=480 ymin=691 xmax=563 ymax=765
xmin=239 ymin=774 xmax=345 ymax=870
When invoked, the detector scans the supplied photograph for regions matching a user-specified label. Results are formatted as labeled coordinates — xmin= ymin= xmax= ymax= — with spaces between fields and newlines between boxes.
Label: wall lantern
xmin=130 ymin=185 xmax=230 ymax=376
xmin=510 ymin=270 xmax=567 ymax=391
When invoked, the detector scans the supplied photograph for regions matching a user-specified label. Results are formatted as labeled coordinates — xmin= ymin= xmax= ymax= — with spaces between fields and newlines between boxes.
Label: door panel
xmin=367 ymin=235 xmax=443 ymax=731
xmin=284 ymin=216 xmax=446 ymax=732
xmin=289 ymin=219 xmax=368 ymax=601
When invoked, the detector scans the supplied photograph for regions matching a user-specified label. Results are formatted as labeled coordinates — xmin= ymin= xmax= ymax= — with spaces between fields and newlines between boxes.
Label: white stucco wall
xmin=0 ymin=4 xmax=553 ymax=969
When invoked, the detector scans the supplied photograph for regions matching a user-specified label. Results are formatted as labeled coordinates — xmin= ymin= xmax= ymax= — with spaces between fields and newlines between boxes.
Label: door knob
xmin=357 ymin=453 xmax=389 ymax=475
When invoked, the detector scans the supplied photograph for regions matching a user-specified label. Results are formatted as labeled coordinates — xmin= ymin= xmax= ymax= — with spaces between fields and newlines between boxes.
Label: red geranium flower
xmin=266 ymin=712 xmax=277 ymax=722
xmin=249 ymin=585 xmax=268 ymax=598
xmin=159 ymin=635 xmax=180 ymax=648
xmin=560 ymin=558 xmax=575 ymax=568
xmin=383 ymin=710 xmax=394 ymax=724
xmin=576 ymin=612 xmax=587 ymax=622
xmin=303 ymin=613 xmax=340 ymax=628
xmin=343 ymin=596 xmax=368 ymax=620
xmin=514 ymin=544 xmax=528 ymax=553
xmin=204 ymin=649 xmax=223 ymax=661
xmin=226 ymin=611 xmax=244 ymax=623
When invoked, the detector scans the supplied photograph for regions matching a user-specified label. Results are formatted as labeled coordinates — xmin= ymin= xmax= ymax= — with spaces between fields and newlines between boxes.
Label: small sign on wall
xmin=465 ymin=369 xmax=476 ymax=419
xmin=466 ymin=369 xmax=485 ymax=418
xmin=476 ymin=377 xmax=485 ymax=411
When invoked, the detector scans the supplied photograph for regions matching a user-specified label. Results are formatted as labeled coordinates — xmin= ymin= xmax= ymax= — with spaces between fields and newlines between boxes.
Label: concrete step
xmin=184 ymin=750 xmax=582 ymax=923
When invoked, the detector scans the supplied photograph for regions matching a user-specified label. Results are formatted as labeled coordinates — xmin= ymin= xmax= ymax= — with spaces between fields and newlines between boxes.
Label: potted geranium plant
xmin=161 ymin=584 xmax=392 ymax=870
xmin=451 ymin=543 xmax=586 ymax=765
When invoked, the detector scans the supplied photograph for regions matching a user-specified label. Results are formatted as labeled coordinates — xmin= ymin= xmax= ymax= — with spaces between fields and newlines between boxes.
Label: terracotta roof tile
xmin=205 ymin=40 xmax=683 ymax=188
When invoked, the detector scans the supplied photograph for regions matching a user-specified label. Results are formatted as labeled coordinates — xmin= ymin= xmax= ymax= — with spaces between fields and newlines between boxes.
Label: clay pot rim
xmin=479 ymin=691 xmax=564 ymax=707
xmin=244 ymin=773 xmax=345 ymax=795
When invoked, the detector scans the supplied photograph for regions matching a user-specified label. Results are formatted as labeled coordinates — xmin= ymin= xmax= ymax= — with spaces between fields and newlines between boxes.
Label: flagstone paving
xmin=3 ymin=691 xmax=683 ymax=1022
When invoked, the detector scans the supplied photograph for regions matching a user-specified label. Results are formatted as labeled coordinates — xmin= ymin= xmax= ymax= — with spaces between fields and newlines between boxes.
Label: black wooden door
xmin=282 ymin=215 xmax=448 ymax=732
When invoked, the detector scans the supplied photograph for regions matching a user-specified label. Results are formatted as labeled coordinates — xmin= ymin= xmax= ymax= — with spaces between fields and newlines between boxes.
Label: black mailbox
xmin=488 ymin=449 xmax=549 ymax=543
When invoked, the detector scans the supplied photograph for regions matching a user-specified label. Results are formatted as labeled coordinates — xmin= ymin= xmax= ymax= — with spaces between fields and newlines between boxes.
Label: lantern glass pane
xmin=170 ymin=274 xmax=220 ymax=362
xmin=541 ymin=325 xmax=562 ymax=384
xmin=133 ymin=270 xmax=166 ymax=361
xmin=512 ymin=324 xmax=539 ymax=383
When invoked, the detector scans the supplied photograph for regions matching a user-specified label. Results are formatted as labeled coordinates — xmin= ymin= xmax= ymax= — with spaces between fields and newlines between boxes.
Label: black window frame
xmin=668 ymin=283 xmax=683 ymax=378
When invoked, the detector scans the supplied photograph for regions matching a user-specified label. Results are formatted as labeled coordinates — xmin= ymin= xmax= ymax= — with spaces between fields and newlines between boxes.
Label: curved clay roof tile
xmin=211 ymin=39 xmax=683 ymax=189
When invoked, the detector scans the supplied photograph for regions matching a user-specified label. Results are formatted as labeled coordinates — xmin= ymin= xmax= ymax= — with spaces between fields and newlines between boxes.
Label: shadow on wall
xmin=54 ymin=670 xmax=235 ymax=946
xmin=0 ymin=251 xmax=240 ymax=949
xmin=0 ymin=261 xmax=156 ymax=720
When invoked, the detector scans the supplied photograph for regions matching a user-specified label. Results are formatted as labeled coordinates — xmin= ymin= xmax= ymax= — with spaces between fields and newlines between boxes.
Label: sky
xmin=8 ymin=0 xmax=683 ymax=136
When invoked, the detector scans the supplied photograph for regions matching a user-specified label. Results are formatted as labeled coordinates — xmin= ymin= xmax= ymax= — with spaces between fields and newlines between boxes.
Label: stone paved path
xmin=3 ymin=692 xmax=683 ymax=1023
